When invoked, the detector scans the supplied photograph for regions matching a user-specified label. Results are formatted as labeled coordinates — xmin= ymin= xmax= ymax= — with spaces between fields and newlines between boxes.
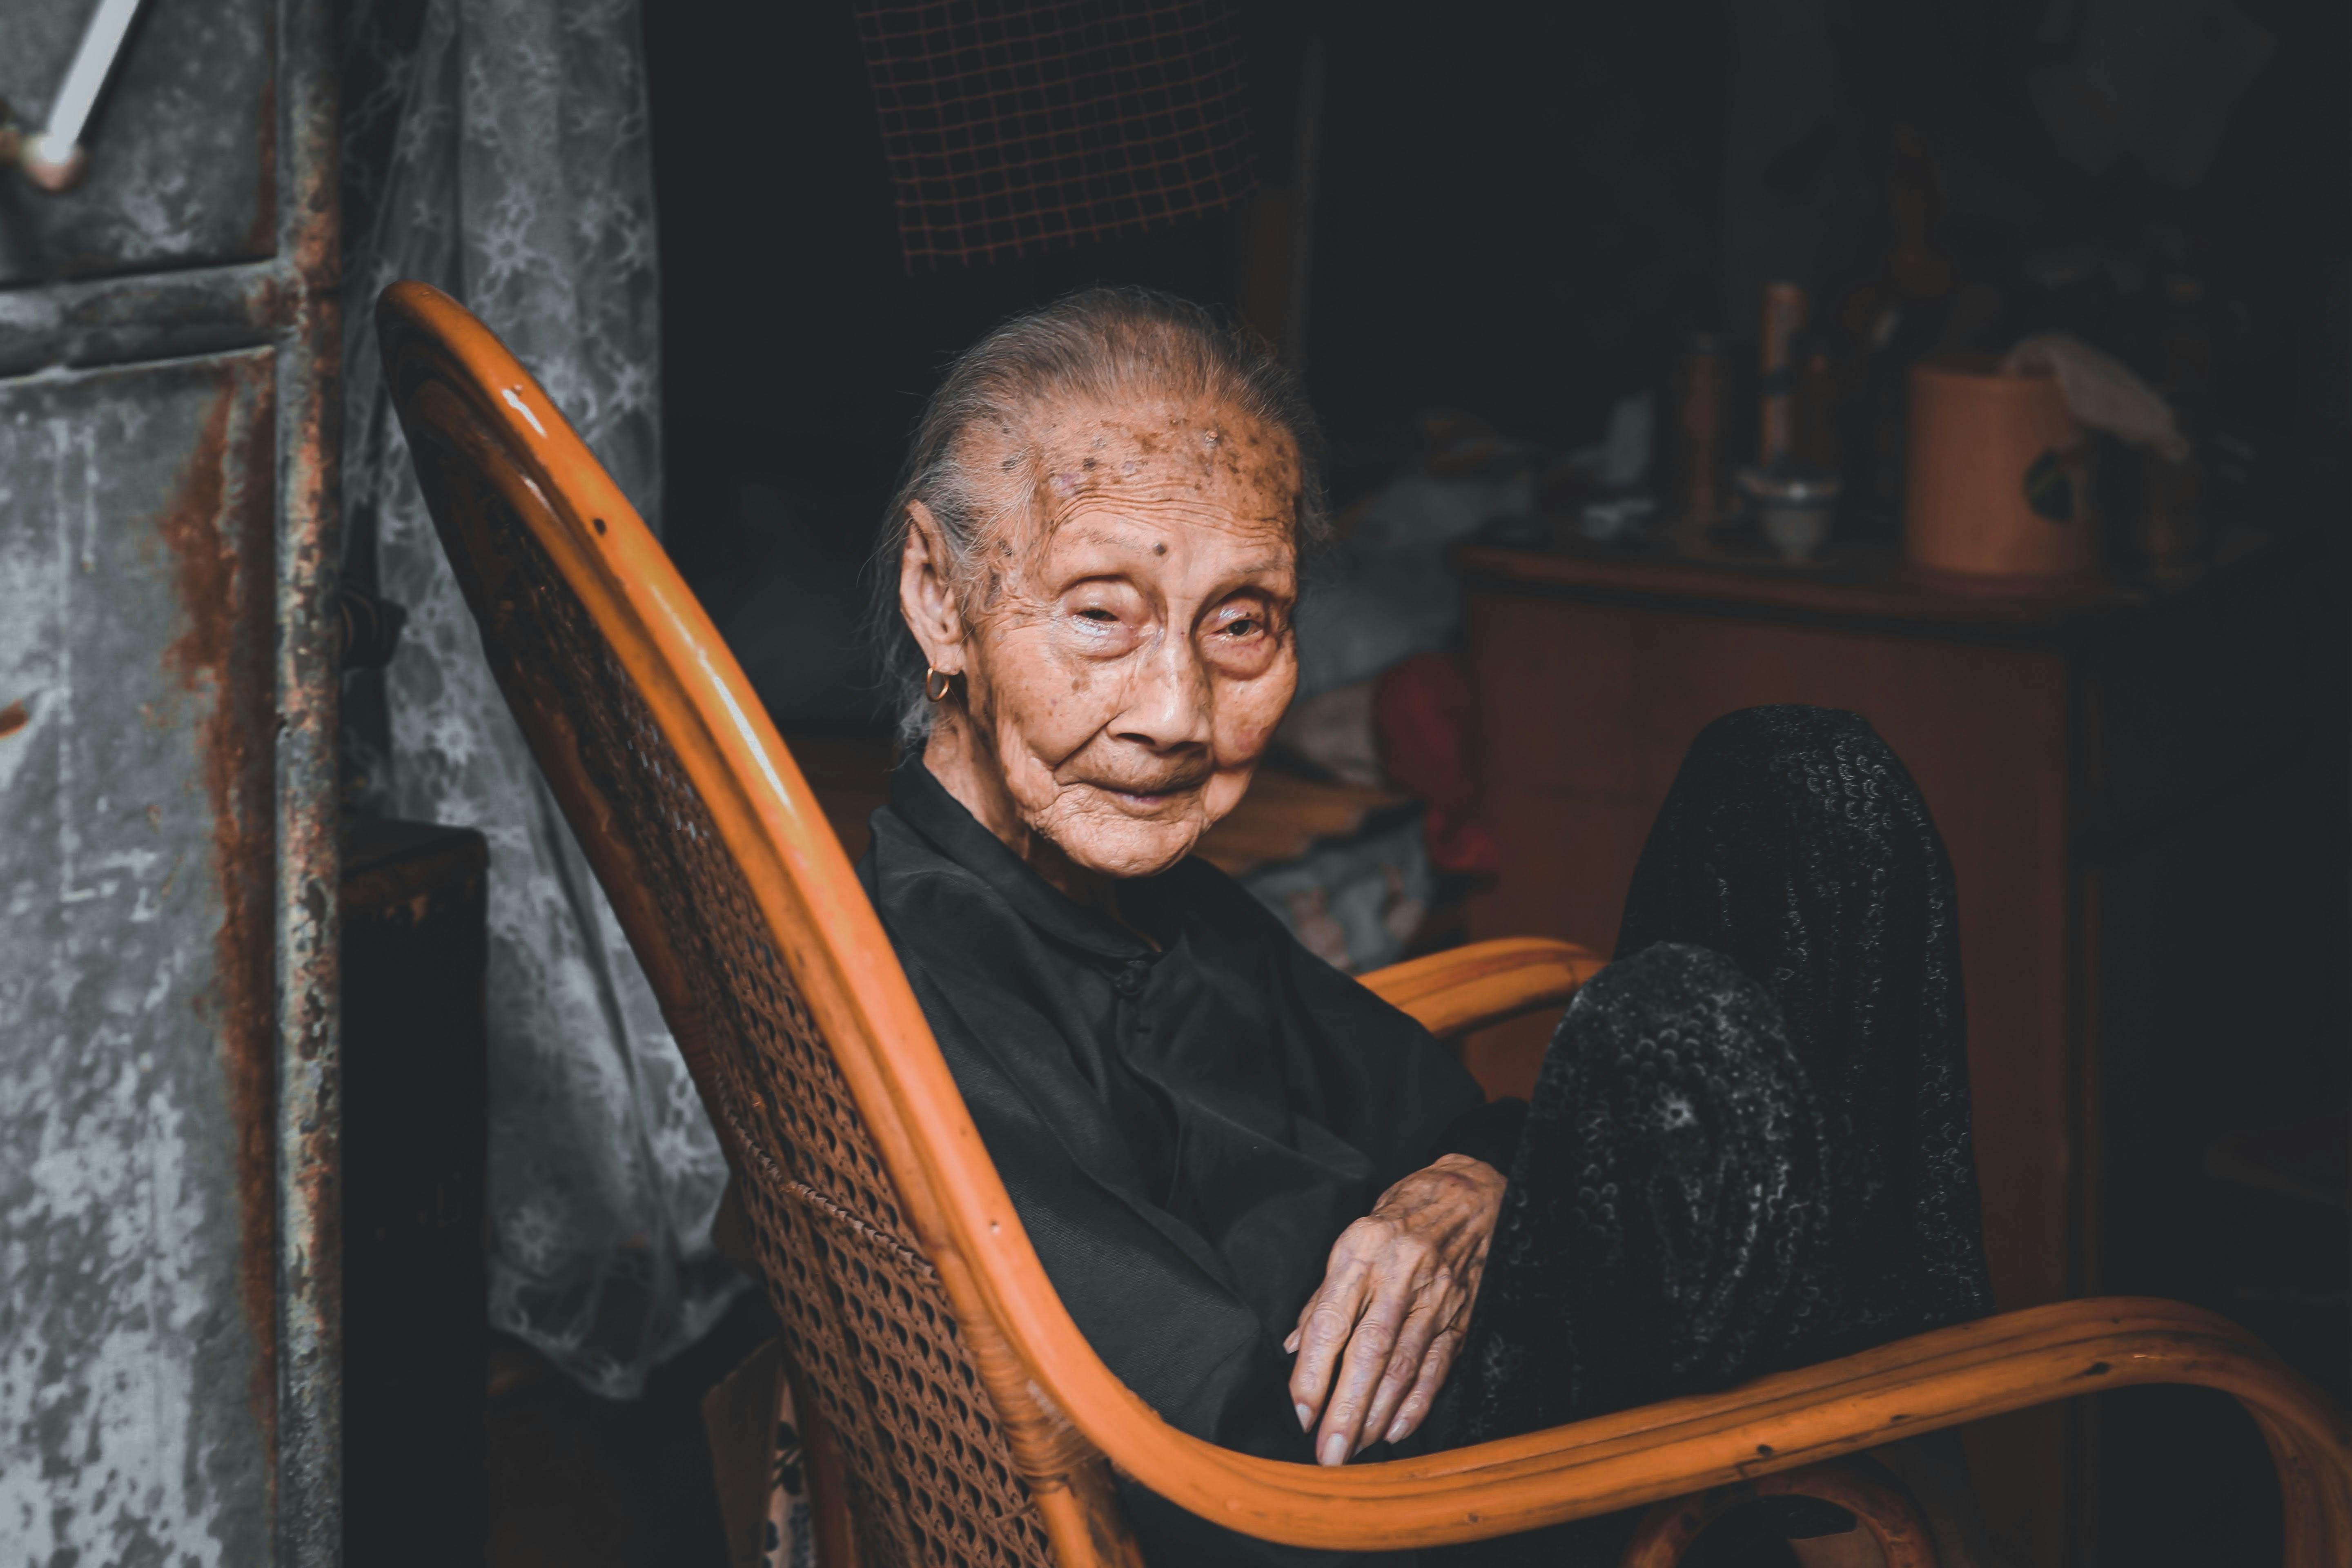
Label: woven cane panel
xmin=475 ymin=494 xmax=1056 ymax=1568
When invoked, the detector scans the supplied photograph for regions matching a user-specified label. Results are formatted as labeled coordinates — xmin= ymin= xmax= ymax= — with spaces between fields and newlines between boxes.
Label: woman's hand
xmin=1285 ymin=1153 xmax=1507 ymax=1465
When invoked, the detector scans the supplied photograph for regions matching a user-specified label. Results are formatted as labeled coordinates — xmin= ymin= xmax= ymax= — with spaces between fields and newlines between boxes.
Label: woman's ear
xmin=898 ymin=500 xmax=967 ymax=673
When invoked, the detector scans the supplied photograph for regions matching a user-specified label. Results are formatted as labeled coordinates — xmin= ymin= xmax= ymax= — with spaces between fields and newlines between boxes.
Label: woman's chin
xmin=1044 ymin=800 xmax=1205 ymax=880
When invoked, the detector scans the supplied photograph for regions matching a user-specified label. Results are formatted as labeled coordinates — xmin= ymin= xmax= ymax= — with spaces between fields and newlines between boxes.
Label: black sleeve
xmin=1429 ymin=1095 xmax=1527 ymax=1175
xmin=1175 ymin=866 xmax=1491 ymax=1184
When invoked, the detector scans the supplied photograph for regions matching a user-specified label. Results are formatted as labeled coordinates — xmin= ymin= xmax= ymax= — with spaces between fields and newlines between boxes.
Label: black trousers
xmin=1428 ymin=706 xmax=1993 ymax=1567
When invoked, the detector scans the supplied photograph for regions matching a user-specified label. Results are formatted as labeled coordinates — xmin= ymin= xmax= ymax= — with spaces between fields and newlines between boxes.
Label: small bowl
xmin=1737 ymin=470 xmax=1843 ymax=563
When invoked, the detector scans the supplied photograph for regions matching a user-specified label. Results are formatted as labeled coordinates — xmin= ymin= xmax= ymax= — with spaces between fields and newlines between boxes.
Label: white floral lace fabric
xmin=341 ymin=0 xmax=740 ymax=1398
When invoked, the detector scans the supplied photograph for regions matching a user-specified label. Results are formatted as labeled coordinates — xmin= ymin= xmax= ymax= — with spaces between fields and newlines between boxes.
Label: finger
xmin=1358 ymin=1294 xmax=1447 ymax=1448
xmin=1381 ymin=1323 xmax=1466 ymax=1448
xmin=1290 ymin=1263 xmax=1368 ymax=1401
xmin=1292 ymin=1229 xmax=1374 ymax=1338
xmin=1314 ymin=1272 xmax=1417 ymax=1464
xmin=1287 ymin=1256 xmax=1374 ymax=1431
xmin=1282 ymin=1310 xmax=1307 ymax=1430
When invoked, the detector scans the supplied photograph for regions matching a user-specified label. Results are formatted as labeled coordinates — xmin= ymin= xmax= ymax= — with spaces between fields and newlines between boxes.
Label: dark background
xmin=646 ymin=0 xmax=2350 ymax=589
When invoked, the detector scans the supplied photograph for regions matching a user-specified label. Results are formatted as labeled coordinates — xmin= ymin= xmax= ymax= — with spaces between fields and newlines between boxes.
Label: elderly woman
xmin=858 ymin=289 xmax=1993 ymax=1568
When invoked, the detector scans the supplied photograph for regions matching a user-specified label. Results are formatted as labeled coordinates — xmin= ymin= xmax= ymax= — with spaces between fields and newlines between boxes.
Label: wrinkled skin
xmin=899 ymin=394 xmax=1303 ymax=906
xmin=897 ymin=392 xmax=1504 ymax=1458
xmin=1285 ymin=1153 xmax=1507 ymax=1463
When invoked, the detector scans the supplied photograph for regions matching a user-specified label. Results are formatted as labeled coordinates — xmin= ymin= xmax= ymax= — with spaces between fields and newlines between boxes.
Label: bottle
xmin=1758 ymin=282 xmax=1808 ymax=469
xmin=1849 ymin=126 xmax=1960 ymax=536
xmin=1672 ymin=332 xmax=1726 ymax=547
xmin=1793 ymin=334 xmax=1842 ymax=477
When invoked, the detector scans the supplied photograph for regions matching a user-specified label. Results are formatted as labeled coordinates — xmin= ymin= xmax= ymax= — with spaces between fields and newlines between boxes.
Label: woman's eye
xmin=1077 ymin=607 xmax=1118 ymax=623
xmin=1213 ymin=603 xmax=1270 ymax=638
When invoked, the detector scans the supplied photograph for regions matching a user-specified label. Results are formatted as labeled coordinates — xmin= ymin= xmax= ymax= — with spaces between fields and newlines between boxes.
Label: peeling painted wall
xmin=0 ymin=1 xmax=342 ymax=1563
xmin=0 ymin=356 xmax=279 ymax=1567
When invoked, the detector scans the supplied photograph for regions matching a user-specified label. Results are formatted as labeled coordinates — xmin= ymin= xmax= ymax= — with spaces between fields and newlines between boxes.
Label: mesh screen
xmin=855 ymin=0 xmax=1256 ymax=267
xmin=438 ymin=444 xmax=1057 ymax=1567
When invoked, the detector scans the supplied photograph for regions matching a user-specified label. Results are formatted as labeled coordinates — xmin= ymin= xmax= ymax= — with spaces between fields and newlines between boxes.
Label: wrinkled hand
xmin=1285 ymin=1154 xmax=1506 ymax=1466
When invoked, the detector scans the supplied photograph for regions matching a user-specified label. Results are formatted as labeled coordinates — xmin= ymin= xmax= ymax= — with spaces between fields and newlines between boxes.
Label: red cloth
xmin=1373 ymin=653 xmax=1501 ymax=876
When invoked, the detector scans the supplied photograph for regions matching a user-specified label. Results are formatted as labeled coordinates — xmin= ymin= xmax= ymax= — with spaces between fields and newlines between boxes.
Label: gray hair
xmin=867 ymin=286 xmax=1327 ymax=748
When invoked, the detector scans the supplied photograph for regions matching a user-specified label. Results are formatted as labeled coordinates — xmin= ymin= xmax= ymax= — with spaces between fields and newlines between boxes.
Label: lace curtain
xmin=342 ymin=0 xmax=740 ymax=1397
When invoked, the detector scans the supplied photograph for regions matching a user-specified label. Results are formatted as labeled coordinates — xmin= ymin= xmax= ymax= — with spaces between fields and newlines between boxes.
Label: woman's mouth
xmin=1095 ymin=781 xmax=1195 ymax=811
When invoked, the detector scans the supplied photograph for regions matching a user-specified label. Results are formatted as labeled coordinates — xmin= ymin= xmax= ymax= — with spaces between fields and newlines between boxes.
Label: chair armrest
xmin=1063 ymin=1296 xmax=2352 ymax=1560
xmin=1359 ymin=937 xmax=1608 ymax=1038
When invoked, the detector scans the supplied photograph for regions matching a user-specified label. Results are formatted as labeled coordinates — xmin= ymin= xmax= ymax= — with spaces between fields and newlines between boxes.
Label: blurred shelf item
xmin=1190 ymin=768 xmax=1406 ymax=875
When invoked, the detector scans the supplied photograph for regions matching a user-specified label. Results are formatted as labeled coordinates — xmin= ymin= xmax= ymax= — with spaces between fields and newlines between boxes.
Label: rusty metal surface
xmin=0 ymin=0 xmax=344 ymax=1561
xmin=0 ymin=261 xmax=283 ymax=376
xmin=0 ymin=0 xmax=275 ymax=285
xmin=271 ymin=0 xmax=344 ymax=1555
xmin=0 ymin=352 xmax=281 ymax=1566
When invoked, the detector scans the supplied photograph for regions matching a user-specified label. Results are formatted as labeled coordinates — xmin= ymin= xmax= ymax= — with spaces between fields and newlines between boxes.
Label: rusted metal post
xmin=273 ymin=0 xmax=344 ymax=1561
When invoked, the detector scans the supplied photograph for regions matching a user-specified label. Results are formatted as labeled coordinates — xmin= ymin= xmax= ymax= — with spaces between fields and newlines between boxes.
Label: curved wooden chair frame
xmin=1620 ymin=1454 xmax=1938 ymax=1568
xmin=379 ymin=280 xmax=2352 ymax=1566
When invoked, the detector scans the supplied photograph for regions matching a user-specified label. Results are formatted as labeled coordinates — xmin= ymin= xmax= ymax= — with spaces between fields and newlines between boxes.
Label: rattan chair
xmin=379 ymin=280 xmax=2352 ymax=1568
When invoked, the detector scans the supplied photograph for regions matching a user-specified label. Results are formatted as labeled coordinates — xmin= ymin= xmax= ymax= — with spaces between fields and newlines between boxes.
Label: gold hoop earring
xmin=924 ymin=666 xmax=954 ymax=703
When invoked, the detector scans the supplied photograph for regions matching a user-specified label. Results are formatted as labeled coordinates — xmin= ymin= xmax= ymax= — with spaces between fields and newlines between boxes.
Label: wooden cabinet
xmin=1456 ymin=534 xmax=2339 ymax=1565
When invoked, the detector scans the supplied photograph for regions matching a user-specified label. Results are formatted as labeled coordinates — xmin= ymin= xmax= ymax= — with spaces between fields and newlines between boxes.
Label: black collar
xmin=888 ymin=756 xmax=1155 ymax=963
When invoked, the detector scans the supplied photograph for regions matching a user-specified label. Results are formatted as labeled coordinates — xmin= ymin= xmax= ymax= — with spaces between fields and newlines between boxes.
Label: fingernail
xmin=1284 ymin=1332 xmax=1298 ymax=1353
xmin=1385 ymin=1416 xmax=1409 ymax=1445
xmin=1320 ymin=1432 xmax=1348 ymax=1467
xmin=1295 ymin=1403 xmax=1313 ymax=1432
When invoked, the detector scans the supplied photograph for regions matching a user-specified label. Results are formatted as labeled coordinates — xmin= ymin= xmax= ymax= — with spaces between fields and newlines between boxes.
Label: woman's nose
xmin=1111 ymin=635 xmax=1212 ymax=751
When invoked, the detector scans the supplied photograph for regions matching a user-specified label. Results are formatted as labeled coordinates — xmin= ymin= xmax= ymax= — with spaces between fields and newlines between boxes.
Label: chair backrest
xmin=378 ymin=283 xmax=1082 ymax=1568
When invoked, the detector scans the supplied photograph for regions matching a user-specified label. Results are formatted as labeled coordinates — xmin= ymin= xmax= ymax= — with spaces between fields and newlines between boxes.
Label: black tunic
xmin=856 ymin=761 xmax=1521 ymax=1483
xmin=860 ymin=708 xmax=1990 ymax=1568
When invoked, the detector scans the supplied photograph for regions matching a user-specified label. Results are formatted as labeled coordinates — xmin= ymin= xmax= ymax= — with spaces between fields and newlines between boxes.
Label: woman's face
xmin=906 ymin=396 xmax=1301 ymax=881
